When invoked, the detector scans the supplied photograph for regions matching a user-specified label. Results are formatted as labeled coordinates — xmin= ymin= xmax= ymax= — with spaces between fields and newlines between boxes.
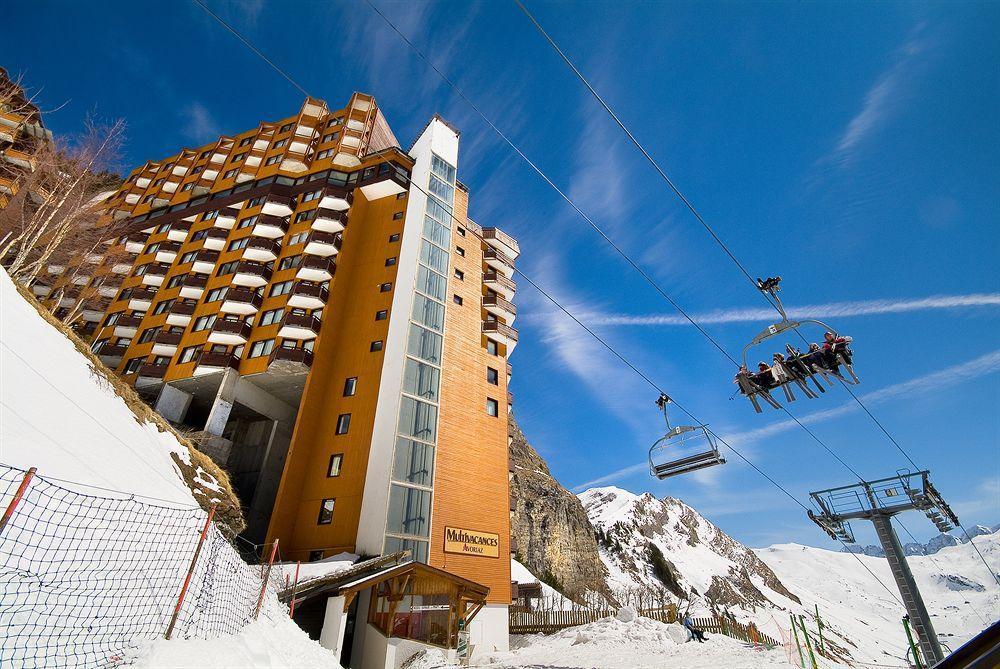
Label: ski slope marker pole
xmin=165 ymin=503 xmax=216 ymax=640
xmin=814 ymin=604 xmax=825 ymax=654
xmin=903 ymin=616 xmax=923 ymax=669
xmin=288 ymin=560 xmax=301 ymax=618
xmin=254 ymin=538 xmax=278 ymax=619
xmin=799 ymin=614 xmax=818 ymax=669
xmin=0 ymin=467 xmax=36 ymax=537
xmin=791 ymin=613 xmax=805 ymax=668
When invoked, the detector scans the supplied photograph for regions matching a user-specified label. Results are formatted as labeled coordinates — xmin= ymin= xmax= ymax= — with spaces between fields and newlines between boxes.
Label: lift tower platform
xmin=808 ymin=470 xmax=960 ymax=667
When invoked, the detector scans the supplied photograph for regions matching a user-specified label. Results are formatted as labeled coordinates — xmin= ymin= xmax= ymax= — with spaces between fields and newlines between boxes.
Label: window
xmin=385 ymin=257 xmax=397 ymax=266
xmin=279 ymin=122 xmax=294 ymax=133
xmin=178 ymin=345 xmax=200 ymax=364
xmin=486 ymin=397 xmax=499 ymax=417
xmin=166 ymin=274 xmax=187 ymax=288
xmin=217 ymin=260 xmax=239 ymax=277
xmin=279 ymin=255 xmax=301 ymax=270
xmin=259 ymin=308 xmax=284 ymax=326
xmin=375 ymin=309 xmax=388 ymax=321
xmin=327 ymin=454 xmax=343 ymax=477
xmin=192 ymin=315 xmax=217 ymax=332
xmin=487 ymin=367 xmax=499 ymax=385
xmin=239 ymin=137 xmax=253 ymax=147
xmin=392 ymin=212 xmax=404 ymax=220
xmin=269 ymin=281 xmax=293 ymax=297
xmin=153 ymin=299 xmax=174 ymax=315
xmin=227 ymin=237 xmax=250 ymax=252
xmin=392 ymin=438 xmax=434 ymax=487
xmin=138 ymin=327 xmax=159 ymax=344
xmin=385 ymin=485 xmax=430 ymax=536
xmin=379 ymin=282 xmax=392 ymax=293
xmin=288 ymin=231 xmax=309 ymax=246
xmin=237 ymin=214 xmax=258 ymax=229
xmin=317 ymin=498 xmax=335 ymax=525
xmin=322 ymin=132 xmax=339 ymax=143
xmin=223 ymin=168 xmax=237 ymax=179
xmin=335 ymin=413 xmax=351 ymax=435
xmin=407 ymin=325 xmax=442 ymax=365
xmin=455 ymin=246 xmax=465 ymax=257
xmin=396 ymin=192 xmax=406 ymax=200
xmin=388 ymin=233 xmax=400 ymax=243
xmin=454 ymin=269 xmax=464 ymax=280
xmin=403 ymin=359 xmax=439 ymax=402
xmin=202 ymin=209 xmax=219 ymax=221
xmin=181 ymin=182 xmax=193 ymax=192
xmin=248 ymin=338 xmax=275 ymax=358
xmin=316 ymin=148 xmax=333 ymax=160
xmin=370 ymin=340 xmax=384 ymax=352
xmin=308 ymin=549 xmax=324 ymax=561
xmin=453 ymin=295 xmax=463 ymax=306
xmin=123 ymin=357 xmax=144 ymax=374
xmin=247 ymin=196 xmax=265 ymax=208
xmin=487 ymin=340 xmax=498 ymax=356
xmin=205 ymin=286 xmax=228 ymax=302
xmin=343 ymin=377 xmax=357 ymax=397
xmin=180 ymin=251 xmax=198 ymax=264
xmin=457 ymin=227 xmax=466 ymax=237
xmin=273 ymin=138 xmax=288 ymax=149
xmin=301 ymin=189 xmax=322 ymax=203
xmin=265 ymin=155 xmax=280 ymax=166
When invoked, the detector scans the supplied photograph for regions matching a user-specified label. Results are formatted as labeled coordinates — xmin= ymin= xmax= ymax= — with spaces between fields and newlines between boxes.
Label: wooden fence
xmin=509 ymin=607 xmax=779 ymax=647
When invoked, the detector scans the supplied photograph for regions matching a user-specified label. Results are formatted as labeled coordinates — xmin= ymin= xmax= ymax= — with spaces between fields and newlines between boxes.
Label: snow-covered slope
xmin=0 ymin=268 xmax=222 ymax=506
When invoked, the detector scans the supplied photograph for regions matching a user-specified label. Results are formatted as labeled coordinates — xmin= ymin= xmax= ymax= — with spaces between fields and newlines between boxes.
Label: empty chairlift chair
xmin=648 ymin=394 xmax=726 ymax=480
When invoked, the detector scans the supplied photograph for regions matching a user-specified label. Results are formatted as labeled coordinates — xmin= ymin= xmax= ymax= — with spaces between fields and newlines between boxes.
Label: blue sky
xmin=4 ymin=1 xmax=998 ymax=551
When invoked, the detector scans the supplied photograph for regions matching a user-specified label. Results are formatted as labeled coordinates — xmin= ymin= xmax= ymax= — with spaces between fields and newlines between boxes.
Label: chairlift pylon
xmin=648 ymin=394 xmax=726 ymax=480
xmin=734 ymin=277 xmax=860 ymax=413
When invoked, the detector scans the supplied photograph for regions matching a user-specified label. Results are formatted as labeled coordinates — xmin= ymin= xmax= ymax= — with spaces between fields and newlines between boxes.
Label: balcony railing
xmin=278 ymin=313 xmax=322 ymax=340
xmin=482 ymin=320 xmax=519 ymax=351
xmin=482 ymin=294 xmax=517 ymax=322
xmin=179 ymin=274 xmax=207 ymax=299
xmin=269 ymin=346 xmax=314 ymax=369
xmin=243 ymin=236 xmax=281 ymax=263
xmin=96 ymin=343 xmax=128 ymax=363
xmin=220 ymin=287 xmax=263 ymax=314
xmin=252 ymin=214 xmax=289 ymax=239
xmin=195 ymin=351 xmax=240 ymax=374
xmin=208 ymin=318 xmax=252 ymax=344
xmin=166 ymin=222 xmax=191 ymax=243
xmin=154 ymin=241 xmax=182 ymax=263
xmin=483 ymin=247 xmax=515 ymax=277
xmin=312 ymin=208 xmax=348 ymax=234
xmin=357 ymin=162 xmax=409 ymax=200
xmin=166 ymin=301 xmax=196 ymax=326
xmin=137 ymin=362 xmax=168 ymax=380
xmin=127 ymin=288 xmax=157 ymax=311
xmin=232 ymin=261 xmax=272 ymax=287
xmin=287 ymin=281 xmax=328 ymax=310
xmin=482 ymin=227 xmax=520 ymax=260
xmin=303 ymin=231 xmax=341 ymax=257
xmin=261 ymin=194 xmax=294 ymax=217
xmin=483 ymin=271 xmax=516 ymax=299
xmin=296 ymin=254 xmax=335 ymax=282
xmin=190 ymin=249 xmax=220 ymax=274
xmin=319 ymin=186 xmax=353 ymax=211
xmin=201 ymin=227 xmax=229 ymax=251
xmin=140 ymin=263 xmax=171 ymax=286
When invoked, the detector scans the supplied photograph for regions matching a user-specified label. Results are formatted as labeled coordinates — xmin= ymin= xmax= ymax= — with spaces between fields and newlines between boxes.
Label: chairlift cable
xmin=195 ymin=0 xmax=907 ymax=609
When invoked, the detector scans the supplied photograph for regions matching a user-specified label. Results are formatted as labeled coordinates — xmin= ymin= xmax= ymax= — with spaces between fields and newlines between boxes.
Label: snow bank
xmin=129 ymin=605 xmax=337 ymax=668
xmin=0 ymin=269 xmax=194 ymax=504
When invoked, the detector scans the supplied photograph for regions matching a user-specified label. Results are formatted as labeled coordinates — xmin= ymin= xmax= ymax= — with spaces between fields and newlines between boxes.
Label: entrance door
xmin=341 ymin=593 xmax=359 ymax=668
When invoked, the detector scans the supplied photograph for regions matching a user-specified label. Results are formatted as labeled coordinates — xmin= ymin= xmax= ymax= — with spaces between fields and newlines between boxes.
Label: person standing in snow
xmin=683 ymin=615 xmax=708 ymax=642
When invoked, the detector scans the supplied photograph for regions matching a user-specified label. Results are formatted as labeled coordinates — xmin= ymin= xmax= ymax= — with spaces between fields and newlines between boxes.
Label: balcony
xmin=482 ymin=320 xmax=518 ymax=351
xmin=242 ymin=237 xmax=281 ymax=263
xmin=319 ymin=187 xmax=353 ymax=211
xmin=208 ymin=318 xmax=252 ymax=346
xmin=303 ymin=231 xmax=340 ymax=257
xmin=113 ymin=314 xmax=144 ymax=338
xmin=483 ymin=271 xmax=516 ymax=300
xmin=286 ymin=281 xmax=328 ymax=310
xmin=96 ymin=343 xmax=128 ymax=367
xmin=252 ymin=214 xmax=289 ymax=239
xmin=166 ymin=222 xmax=191 ymax=243
xmin=152 ymin=330 xmax=182 ymax=357
xmin=135 ymin=176 xmax=152 ymax=188
xmin=268 ymin=346 xmax=313 ymax=371
xmin=137 ymin=362 xmax=168 ymax=382
xmin=482 ymin=227 xmax=520 ymax=260
xmin=195 ymin=350 xmax=240 ymax=376
xmin=232 ymin=261 xmax=272 ymax=288
xmin=190 ymin=250 xmax=219 ymax=275
xmin=125 ymin=236 xmax=146 ymax=255
xmin=127 ymin=288 xmax=157 ymax=312
xmin=482 ymin=294 xmax=517 ymax=323
xmin=140 ymin=263 xmax=170 ymax=287
xmin=358 ymin=163 xmax=409 ymax=200
xmin=277 ymin=313 xmax=321 ymax=340
xmin=220 ymin=287 xmax=262 ymax=315
xmin=154 ymin=241 xmax=181 ymax=264
xmin=483 ymin=247 xmax=515 ymax=278
xmin=31 ymin=283 xmax=52 ymax=298
xmin=261 ymin=194 xmax=294 ymax=218
xmin=215 ymin=211 xmax=237 ymax=229
xmin=1 ymin=148 xmax=36 ymax=170
xmin=296 ymin=255 xmax=335 ymax=282
xmin=201 ymin=228 xmax=229 ymax=251
xmin=179 ymin=274 xmax=207 ymax=299
xmin=312 ymin=208 xmax=347 ymax=233
xmin=81 ymin=302 xmax=109 ymax=322
xmin=111 ymin=262 xmax=133 ymax=275
xmin=166 ymin=301 xmax=196 ymax=327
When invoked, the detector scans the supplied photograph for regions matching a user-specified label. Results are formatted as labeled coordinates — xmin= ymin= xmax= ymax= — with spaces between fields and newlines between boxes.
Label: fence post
xmin=288 ymin=560 xmax=301 ymax=618
xmin=799 ymin=615 xmax=819 ymax=669
xmin=0 ymin=467 xmax=37 ymax=537
xmin=254 ymin=539 xmax=278 ymax=619
xmin=790 ymin=613 xmax=805 ymax=668
xmin=814 ymin=604 xmax=825 ymax=654
xmin=165 ymin=504 xmax=216 ymax=640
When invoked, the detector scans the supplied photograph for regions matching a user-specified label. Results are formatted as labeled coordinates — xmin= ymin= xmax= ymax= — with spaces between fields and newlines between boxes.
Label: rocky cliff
xmin=507 ymin=417 xmax=612 ymax=601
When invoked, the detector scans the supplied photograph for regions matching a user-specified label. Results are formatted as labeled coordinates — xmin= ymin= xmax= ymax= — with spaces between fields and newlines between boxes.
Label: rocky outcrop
xmin=508 ymin=416 xmax=612 ymax=601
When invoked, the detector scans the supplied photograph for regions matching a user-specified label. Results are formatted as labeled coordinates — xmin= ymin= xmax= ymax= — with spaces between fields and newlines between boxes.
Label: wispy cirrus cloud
xmin=826 ymin=25 xmax=933 ymax=166
xmin=571 ymin=349 xmax=1000 ymax=491
xmin=180 ymin=102 xmax=221 ymax=143
xmin=571 ymin=293 xmax=1000 ymax=327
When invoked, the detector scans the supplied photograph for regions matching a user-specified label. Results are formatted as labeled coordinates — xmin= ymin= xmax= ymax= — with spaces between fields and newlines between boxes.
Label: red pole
xmin=0 ymin=467 xmax=36 ymax=536
xmin=254 ymin=539 xmax=278 ymax=619
xmin=288 ymin=560 xmax=301 ymax=618
xmin=165 ymin=504 xmax=216 ymax=640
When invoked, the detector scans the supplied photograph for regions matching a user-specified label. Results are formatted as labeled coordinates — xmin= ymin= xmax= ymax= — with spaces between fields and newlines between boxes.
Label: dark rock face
xmin=508 ymin=416 xmax=612 ymax=601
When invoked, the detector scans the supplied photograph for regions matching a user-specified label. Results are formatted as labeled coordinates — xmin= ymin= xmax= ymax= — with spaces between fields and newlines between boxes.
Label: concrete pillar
xmin=154 ymin=384 xmax=192 ymax=424
xmin=319 ymin=596 xmax=349 ymax=657
xmin=244 ymin=420 xmax=294 ymax=544
xmin=204 ymin=368 xmax=240 ymax=436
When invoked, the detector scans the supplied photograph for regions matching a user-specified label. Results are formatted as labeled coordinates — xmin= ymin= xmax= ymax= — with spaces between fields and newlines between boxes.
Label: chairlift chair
xmin=648 ymin=394 xmax=726 ymax=480
xmin=735 ymin=277 xmax=859 ymax=413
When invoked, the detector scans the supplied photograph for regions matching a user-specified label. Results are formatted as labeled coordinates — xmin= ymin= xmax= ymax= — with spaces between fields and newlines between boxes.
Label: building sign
xmin=444 ymin=526 xmax=500 ymax=558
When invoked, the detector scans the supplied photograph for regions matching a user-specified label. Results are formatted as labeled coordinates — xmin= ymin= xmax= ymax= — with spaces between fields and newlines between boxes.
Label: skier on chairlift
xmin=823 ymin=331 xmax=853 ymax=371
